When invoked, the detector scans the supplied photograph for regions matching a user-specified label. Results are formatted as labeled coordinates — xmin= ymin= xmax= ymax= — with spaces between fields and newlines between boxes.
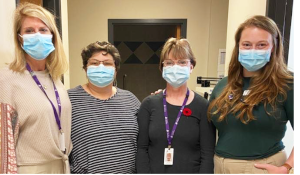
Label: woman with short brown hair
xmin=136 ymin=37 xmax=215 ymax=173
xmin=68 ymin=41 xmax=140 ymax=173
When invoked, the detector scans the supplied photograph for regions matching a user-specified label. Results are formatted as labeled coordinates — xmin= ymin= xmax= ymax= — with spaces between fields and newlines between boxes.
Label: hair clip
xmin=229 ymin=94 xmax=233 ymax=100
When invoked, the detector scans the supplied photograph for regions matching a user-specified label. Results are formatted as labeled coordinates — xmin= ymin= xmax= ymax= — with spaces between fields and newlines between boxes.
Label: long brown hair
xmin=208 ymin=15 xmax=293 ymax=124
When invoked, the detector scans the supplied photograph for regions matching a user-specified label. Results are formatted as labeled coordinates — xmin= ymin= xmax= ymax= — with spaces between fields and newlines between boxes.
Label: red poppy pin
xmin=183 ymin=108 xmax=192 ymax=117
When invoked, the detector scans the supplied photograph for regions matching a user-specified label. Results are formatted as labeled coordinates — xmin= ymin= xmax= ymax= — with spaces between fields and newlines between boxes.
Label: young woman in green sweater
xmin=208 ymin=15 xmax=293 ymax=174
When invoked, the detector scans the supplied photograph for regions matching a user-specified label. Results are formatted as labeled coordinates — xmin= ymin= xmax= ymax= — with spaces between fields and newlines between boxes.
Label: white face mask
xmin=19 ymin=32 xmax=55 ymax=60
xmin=162 ymin=65 xmax=190 ymax=88
xmin=238 ymin=48 xmax=271 ymax=72
xmin=87 ymin=64 xmax=115 ymax=87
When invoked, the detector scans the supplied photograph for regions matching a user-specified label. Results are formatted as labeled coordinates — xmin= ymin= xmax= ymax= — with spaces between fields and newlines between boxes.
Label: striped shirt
xmin=68 ymin=85 xmax=140 ymax=173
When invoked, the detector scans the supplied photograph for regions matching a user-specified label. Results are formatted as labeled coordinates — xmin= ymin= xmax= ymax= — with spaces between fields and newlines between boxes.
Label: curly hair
xmin=81 ymin=41 xmax=121 ymax=71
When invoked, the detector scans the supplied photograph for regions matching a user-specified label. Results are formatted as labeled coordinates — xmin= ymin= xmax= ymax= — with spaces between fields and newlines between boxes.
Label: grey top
xmin=68 ymin=86 xmax=140 ymax=173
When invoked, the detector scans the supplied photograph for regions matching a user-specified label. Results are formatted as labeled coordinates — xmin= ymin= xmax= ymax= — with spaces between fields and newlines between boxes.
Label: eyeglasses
xmin=162 ymin=59 xmax=190 ymax=67
xmin=88 ymin=60 xmax=115 ymax=67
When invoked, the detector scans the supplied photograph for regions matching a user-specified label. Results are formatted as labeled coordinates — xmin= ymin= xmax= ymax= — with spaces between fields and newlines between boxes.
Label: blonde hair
xmin=159 ymin=37 xmax=196 ymax=71
xmin=208 ymin=15 xmax=293 ymax=124
xmin=9 ymin=2 xmax=68 ymax=80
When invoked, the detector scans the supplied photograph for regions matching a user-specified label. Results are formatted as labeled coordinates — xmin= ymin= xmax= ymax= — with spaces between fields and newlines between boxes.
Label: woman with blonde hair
xmin=0 ymin=3 xmax=72 ymax=174
xmin=208 ymin=15 xmax=293 ymax=174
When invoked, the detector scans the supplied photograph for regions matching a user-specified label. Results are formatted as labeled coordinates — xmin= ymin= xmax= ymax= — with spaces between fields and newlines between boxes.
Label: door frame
xmin=266 ymin=0 xmax=293 ymax=63
xmin=42 ymin=0 xmax=62 ymax=36
xmin=108 ymin=19 xmax=187 ymax=43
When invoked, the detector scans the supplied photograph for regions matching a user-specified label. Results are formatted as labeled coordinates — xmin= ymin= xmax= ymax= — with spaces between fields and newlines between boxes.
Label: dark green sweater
xmin=209 ymin=77 xmax=293 ymax=160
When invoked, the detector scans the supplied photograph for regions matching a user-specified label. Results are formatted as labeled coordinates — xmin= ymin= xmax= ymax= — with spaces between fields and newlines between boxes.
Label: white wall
xmin=224 ymin=0 xmax=267 ymax=74
xmin=207 ymin=0 xmax=229 ymax=77
xmin=0 ymin=0 xmax=16 ymax=68
xmin=61 ymin=0 xmax=70 ymax=89
xmin=283 ymin=1 xmax=295 ymax=157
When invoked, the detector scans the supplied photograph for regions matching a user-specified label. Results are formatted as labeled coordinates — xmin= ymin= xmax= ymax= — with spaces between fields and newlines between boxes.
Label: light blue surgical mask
xmin=238 ymin=49 xmax=271 ymax=72
xmin=162 ymin=65 xmax=190 ymax=88
xmin=87 ymin=64 xmax=115 ymax=87
xmin=19 ymin=32 xmax=55 ymax=60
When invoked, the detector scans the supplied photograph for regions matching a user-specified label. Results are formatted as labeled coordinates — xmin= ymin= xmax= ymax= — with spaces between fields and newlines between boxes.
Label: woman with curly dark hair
xmin=68 ymin=41 xmax=140 ymax=173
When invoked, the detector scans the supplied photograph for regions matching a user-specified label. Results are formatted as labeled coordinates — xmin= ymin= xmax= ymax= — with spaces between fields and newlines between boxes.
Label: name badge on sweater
xmin=59 ymin=132 xmax=66 ymax=152
xmin=164 ymin=148 xmax=174 ymax=165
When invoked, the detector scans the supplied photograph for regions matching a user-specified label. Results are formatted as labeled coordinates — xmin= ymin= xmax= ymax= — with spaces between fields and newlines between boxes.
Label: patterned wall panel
xmin=116 ymin=41 xmax=165 ymax=65
xmin=124 ymin=42 xmax=143 ymax=52
xmin=117 ymin=42 xmax=132 ymax=63
xmin=145 ymin=54 xmax=160 ymax=64
xmin=134 ymin=42 xmax=153 ymax=63
xmin=124 ymin=54 xmax=143 ymax=64
xmin=146 ymin=42 xmax=165 ymax=52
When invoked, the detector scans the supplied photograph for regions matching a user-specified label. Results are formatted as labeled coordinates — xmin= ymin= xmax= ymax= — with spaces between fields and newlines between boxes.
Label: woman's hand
xmin=254 ymin=163 xmax=289 ymax=174
xmin=151 ymin=89 xmax=163 ymax=95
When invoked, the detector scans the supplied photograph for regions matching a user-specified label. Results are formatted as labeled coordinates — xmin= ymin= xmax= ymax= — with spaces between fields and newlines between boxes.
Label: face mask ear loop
xmin=18 ymin=34 xmax=24 ymax=49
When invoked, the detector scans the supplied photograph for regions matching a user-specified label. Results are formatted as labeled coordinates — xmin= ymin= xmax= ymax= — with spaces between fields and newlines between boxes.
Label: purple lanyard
xmin=163 ymin=88 xmax=189 ymax=148
xmin=26 ymin=63 xmax=62 ymax=131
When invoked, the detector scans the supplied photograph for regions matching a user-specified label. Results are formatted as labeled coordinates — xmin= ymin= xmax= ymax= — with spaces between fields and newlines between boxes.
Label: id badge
xmin=164 ymin=148 xmax=174 ymax=165
xmin=59 ymin=132 xmax=66 ymax=152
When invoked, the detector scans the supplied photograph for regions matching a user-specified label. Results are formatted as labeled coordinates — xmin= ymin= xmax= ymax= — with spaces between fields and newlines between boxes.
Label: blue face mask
xmin=162 ymin=65 xmax=190 ymax=88
xmin=238 ymin=49 xmax=271 ymax=72
xmin=87 ymin=64 xmax=115 ymax=87
xmin=19 ymin=32 xmax=55 ymax=60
